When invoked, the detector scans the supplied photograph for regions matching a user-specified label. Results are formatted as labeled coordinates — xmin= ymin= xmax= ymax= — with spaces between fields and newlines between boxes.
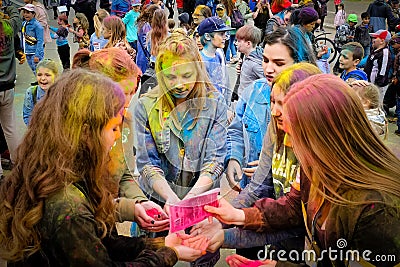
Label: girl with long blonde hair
xmin=134 ymin=29 xmax=227 ymax=267
xmin=90 ymin=8 xmax=109 ymax=51
xmin=103 ymin=15 xmax=136 ymax=61
xmin=148 ymin=9 xmax=169 ymax=61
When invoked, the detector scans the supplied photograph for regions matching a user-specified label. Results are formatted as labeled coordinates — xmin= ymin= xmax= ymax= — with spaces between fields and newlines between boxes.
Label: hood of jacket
xmin=246 ymin=46 xmax=263 ymax=63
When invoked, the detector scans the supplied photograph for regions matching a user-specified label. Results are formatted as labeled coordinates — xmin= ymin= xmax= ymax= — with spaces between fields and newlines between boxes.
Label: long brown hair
xmin=103 ymin=15 xmax=130 ymax=48
xmin=136 ymin=4 xmax=160 ymax=31
xmin=149 ymin=9 xmax=168 ymax=56
xmin=271 ymin=63 xmax=321 ymax=151
xmin=0 ymin=69 xmax=125 ymax=261
xmin=284 ymin=74 xmax=400 ymax=205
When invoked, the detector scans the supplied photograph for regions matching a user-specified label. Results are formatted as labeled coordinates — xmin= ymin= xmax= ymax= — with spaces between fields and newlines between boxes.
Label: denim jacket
xmin=134 ymin=90 xmax=228 ymax=202
xmin=23 ymin=85 xmax=46 ymax=125
xmin=21 ymin=18 xmax=44 ymax=58
xmin=226 ymin=78 xmax=271 ymax=169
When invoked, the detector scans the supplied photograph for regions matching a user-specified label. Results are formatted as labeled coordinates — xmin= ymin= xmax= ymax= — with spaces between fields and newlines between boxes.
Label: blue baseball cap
xmin=197 ymin=16 xmax=233 ymax=36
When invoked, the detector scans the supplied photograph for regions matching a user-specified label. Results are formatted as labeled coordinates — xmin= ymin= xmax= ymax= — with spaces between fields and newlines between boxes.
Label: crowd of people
xmin=0 ymin=0 xmax=400 ymax=266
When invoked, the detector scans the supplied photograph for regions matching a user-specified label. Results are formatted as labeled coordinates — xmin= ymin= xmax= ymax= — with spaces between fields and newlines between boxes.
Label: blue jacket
xmin=22 ymin=18 xmax=44 ymax=58
xmin=134 ymin=90 xmax=228 ymax=203
xmin=111 ymin=0 xmax=131 ymax=17
xmin=136 ymin=23 xmax=152 ymax=73
xmin=23 ymin=85 xmax=46 ymax=125
xmin=226 ymin=78 xmax=271 ymax=169
xmin=340 ymin=69 xmax=368 ymax=82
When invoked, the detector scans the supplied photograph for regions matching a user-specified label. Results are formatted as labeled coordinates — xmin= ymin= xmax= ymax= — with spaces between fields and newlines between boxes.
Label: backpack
xmin=230 ymin=9 xmax=245 ymax=29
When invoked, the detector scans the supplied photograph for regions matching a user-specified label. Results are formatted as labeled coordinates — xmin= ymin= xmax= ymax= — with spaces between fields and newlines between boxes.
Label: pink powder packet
xmin=169 ymin=188 xmax=220 ymax=233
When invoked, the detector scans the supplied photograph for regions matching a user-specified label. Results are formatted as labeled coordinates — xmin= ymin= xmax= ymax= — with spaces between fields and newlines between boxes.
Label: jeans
xmin=57 ymin=44 xmax=70 ymax=70
xmin=225 ymin=34 xmax=237 ymax=62
xmin=26 ymin=54 xmax=39 ymax=76
xmin=0 ymin=89 xmax=19 ymax=175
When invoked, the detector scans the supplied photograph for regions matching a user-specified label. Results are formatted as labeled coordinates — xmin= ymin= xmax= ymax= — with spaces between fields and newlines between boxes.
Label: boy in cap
xmin=198 ymin=16 xmax=233 ymax=106
xmin=122 ymin=0 xmax=141 ymax=50
xmin=20 ymin=4 xmax=44 ymax=79
xmin=364 ymin=30 xmax=393 ymax=105
xmin=333 ymin=13 xmax=357 ymax=74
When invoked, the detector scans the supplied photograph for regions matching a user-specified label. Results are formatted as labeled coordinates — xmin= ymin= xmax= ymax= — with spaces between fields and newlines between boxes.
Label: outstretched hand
xmin=134 ymin=202 xmax=169 ymax=232
xmin=204 ymin=198 xmax=245 ymax=225
xmin=226 ymin=254 xmax=277 ymax=267
xmin=165 ymin=232 xmax=209 ymax=262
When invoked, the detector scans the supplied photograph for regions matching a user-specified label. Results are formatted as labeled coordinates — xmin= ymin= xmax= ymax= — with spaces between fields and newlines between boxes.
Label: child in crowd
xmin=216 ymin=3 xmax=238 ymax=64
xmin=178 ymin=12 xmax=190 ymax=33
xmin=352 ymin=80 xmax=388 ymax=137
xmin=122 ymin=0 xmax=141 ymax=50
xmin=334 ymin=3 xmax=346 ymax=28
xmin=339 ymin=42 xmax=368 ymax=82
xmin=69 ymin=12 xmax=90 ymax=50
xmin=390 ymin=34 xmax=400 ymax=136
xmin=20 ymin=4 xmax=44 ymax=78
xmin=333 ymin=13 xmax=357 ymax=74
xmin=198 ymin=16 xmax=232 ymax=105
xmin=50 ymin=14 xmax=70 ymax=70
xmin=168 ymin=18 xmax=175 ymax=32
xmin=364 ymin=30 xmax=392 ymax=105
xmin=23 ymin=59 xmax=59 ymax=125
xmin=355 ymin=12 xmax=374 ymax=59
xmin=235 ymin=24 xmax=264 ymax=97
xmin=90 ymin=9 xmax=110 ymax=51
xmin=103 ymin=16 xmax=136 ymax=61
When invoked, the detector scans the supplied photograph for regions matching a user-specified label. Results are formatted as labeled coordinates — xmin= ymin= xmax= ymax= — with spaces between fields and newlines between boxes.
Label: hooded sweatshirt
xmin=238 ymin=46 xmax=264 ymax=96
xmin=367 ymin=0 xmax=400 ymax=31
xmin=0 ymin=6 xmax=22 ymax=91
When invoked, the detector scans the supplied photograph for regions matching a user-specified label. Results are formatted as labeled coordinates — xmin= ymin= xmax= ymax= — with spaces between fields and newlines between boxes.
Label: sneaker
xmin=315 ymin=28 xmax=320 ymax=32
xmin=320 ymin=28 xmax=325 ymax=32
xmin=395 ymin=129 xmax=400 ymax=136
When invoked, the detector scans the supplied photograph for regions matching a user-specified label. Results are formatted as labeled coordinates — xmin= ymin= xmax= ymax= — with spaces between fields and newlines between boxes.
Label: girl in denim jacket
xmin=134 ymin=31 xmax=227 ymax=267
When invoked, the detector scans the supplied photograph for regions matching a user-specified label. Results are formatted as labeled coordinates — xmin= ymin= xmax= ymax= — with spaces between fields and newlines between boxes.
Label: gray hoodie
xmin=0 ymin=6 xmax=22 ymax=91
xmin=238 ymin=46 xmax=264 ymax=97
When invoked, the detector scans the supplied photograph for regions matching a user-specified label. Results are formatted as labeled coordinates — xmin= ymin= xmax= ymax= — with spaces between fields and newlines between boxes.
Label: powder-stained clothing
xmin=22 ymin=85 xmax=46 ymax=125
xmin=14 ymin=183 xmax=178 ymax=266
xmin=241 ymin=173 xmax=400 ymax=267
xmin=226 ymin=78 xmax=271 ymax=188
xmin=134 ymin=90 xmax=227 ymax=203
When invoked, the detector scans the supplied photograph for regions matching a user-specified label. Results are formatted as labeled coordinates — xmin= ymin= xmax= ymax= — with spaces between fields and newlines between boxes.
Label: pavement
xmin=2 ymin=1 xmax=399 ymax=266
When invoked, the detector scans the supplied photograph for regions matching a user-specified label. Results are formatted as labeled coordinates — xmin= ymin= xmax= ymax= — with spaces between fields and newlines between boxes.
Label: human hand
xmin=243 ymin=160 xmax=259 ymax=178
xmin=192 ymin=218 xmax=224 ymax=253
xmin=204 ymin=198 xmax=245 ymax=225
xmin=18 ymin=51 xmax=26 ymax=64
xmin=165 ymin=232 xmax=208 ymax=262
xmin=349 ymin=79 xmax=370 ymax=88
xmin=226 ymin=254 xmax=277 ymax=267
xmin=134 ymin=202 xmax=169 ymax=232
xmin=34 ymin=56 xmax=39 ymax=63
xmin=164 ymin=195 xmax=181 ymax=216
xmin=226 ymin=159 xmax=243 ymax=192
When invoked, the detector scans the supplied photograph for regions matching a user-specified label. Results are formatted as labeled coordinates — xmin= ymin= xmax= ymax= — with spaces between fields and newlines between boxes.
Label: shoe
xmin=315 ymin=28 xmax=320 ymax=32
xmin=320 ymin=28 xmax=325 ymax=32
xmin=388 ymin=117 xmax=398 ymax=123
xmin=31 ymin=81 xmax=38 ymax=86
xmin=395 ymin=129 xmax=400 ymax=136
